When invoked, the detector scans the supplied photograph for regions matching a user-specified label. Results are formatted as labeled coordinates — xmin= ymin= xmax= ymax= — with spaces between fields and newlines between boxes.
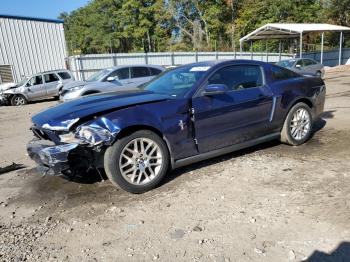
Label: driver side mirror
xmin=203 ymin=84 xmax=228 ymax=96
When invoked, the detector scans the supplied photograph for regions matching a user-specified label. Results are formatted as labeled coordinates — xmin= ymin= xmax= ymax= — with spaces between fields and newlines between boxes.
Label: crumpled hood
xmin=0 ymin=82 xmax=16 ymax=92
xmin=32 ymin=89 xmax=171 ymax=130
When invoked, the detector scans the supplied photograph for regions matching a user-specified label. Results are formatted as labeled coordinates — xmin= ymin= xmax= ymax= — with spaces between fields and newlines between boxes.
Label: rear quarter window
xmin=57 ymin=72 xmax=72 ymax=80
xmin=271 ymin=66 xmax=300 ymax=81
xmin=149 ymin=67 xmax=163 ymax=76
xmin=131 ymin=67 xmax=151 ymax=78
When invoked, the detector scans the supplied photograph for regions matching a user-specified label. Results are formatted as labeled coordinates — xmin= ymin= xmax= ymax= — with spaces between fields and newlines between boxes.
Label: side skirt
xmin=172 ymin=132 xmax=280 ymax=169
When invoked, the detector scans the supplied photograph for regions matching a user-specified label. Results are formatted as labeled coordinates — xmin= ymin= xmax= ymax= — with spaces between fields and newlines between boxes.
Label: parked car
xmin=60 ymin=65 xmax=165 ymax=102
xmin=276 ymin=58 xmax=324 ymax=78
xmin=0 ymin=70 xmax=74 ymax=106
xmin=27 ymin=60 xmax=325 ymax=193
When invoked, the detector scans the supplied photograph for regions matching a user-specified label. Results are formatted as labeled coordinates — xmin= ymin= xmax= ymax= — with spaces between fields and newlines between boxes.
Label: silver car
xmin=276 ymin=58 xmax=324 ymax=78
xmin=0 ymin=70 xmax=74 ymax=106
xmin=60 ymin=65 xmax=165 ymax=102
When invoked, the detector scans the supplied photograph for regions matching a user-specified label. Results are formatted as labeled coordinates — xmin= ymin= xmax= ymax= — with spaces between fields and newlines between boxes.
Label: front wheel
xmin=11 ymin=95 xmax=27 ymax=106
xmin=280 ymin=102 xmax=313 ymax=146
xmin=104 ymin=130 xmax=169 ymax=193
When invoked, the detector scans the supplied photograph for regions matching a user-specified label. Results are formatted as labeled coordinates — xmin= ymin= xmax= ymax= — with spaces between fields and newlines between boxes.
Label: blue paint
xmin=30 ymin=60 xmax=326 ymax=170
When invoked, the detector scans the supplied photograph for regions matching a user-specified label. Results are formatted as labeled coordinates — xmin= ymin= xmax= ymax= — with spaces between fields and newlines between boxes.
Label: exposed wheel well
xmin=291 ymin=98 xmax=313 ymax=109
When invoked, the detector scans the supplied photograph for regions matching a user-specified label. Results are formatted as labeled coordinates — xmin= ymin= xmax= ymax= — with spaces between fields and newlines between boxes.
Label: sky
xmin=0 ymin=0 xmax=90 ymax=20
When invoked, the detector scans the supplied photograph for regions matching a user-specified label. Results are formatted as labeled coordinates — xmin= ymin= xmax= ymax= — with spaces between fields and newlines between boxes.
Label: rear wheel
xmin=280 ymin=102 xmax=313 ymax=146
xmin=104 ymin=130 xmax=169 ymax=193
xmin=11 ymin=95 xmax=27 ymax=106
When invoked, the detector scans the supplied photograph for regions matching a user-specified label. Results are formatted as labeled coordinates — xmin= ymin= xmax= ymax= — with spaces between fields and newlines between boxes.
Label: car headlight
xmin=70 ymin=85 xmax=84 ymax=92
xmin=58 ymin=117 xmax=120 ymax=147
xmin=76 ymin=126 xmax=113 ymax=146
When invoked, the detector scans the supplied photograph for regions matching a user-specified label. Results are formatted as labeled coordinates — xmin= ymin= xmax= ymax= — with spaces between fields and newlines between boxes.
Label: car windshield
xmin=276 ymin=60 xmax=295 ymax=68
xmin=16 ymin=77 xmax=29 ymax=87
xmin=86 ymin=68 xmax=113 ymax=82
xmin=142 ymin=65 xmax=209 ymax=97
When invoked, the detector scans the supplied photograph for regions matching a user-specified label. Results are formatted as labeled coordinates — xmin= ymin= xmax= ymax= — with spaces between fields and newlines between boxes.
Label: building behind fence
xmin=0 ymin=15 xmax=67 ymax=83
xmin=68 ymin=52 xmax=294 ymax=81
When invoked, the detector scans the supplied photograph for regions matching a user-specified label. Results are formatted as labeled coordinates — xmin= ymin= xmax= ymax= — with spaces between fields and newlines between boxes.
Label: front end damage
xmin=27 ymin=117 xmax=120 ymax=177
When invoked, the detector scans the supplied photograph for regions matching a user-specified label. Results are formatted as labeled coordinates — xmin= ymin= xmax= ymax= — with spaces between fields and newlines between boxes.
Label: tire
xmin=280 ymin=102 xmax=313 ymax=146
xmin=11 ymin=95 xmax=27 ymax=106
xmin=315 ymin=71 xmax=322 ymax=78
xmin=104 ymin=130 xmax=170 ymax=193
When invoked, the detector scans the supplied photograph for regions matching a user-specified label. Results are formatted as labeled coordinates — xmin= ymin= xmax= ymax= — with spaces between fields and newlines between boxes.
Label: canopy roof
xmin=240 ymin=23 xmax=350 ymax=42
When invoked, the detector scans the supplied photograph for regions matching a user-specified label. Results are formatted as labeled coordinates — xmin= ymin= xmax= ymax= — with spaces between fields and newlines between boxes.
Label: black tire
xmin=315 ymin=71 xmax=322 ymax=78
xmin=280 ymin=102 xmax=313 ymax=146
xmin=11 ymin=95 xmax=27 ymax=106
xmin=104 ymin=130 xmax=170 ymax=193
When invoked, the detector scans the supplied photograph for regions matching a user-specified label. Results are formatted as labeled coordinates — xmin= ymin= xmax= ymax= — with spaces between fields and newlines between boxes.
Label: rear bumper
xmin=27 ymin=139 xmax=78 ymax=176
xmin=314 ymin=84 xmax=326 ymax=118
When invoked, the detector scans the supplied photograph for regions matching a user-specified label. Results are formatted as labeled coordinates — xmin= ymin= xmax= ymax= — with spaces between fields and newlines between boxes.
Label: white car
xmin=60 ymin=65 xmax=165 ymax=102
xmin=0 ymin=70 xmax=74 ymax=106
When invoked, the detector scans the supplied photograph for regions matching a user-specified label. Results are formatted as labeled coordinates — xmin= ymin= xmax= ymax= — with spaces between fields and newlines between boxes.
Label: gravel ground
xmin=0 ymin=71 xmax=350 ymax=262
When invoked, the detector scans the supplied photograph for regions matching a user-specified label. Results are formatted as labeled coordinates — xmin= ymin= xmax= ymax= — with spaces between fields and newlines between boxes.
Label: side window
xmin=296 ymin=60 xmax=304 ymax=67
xmin=110 ymin=67 xmax=129 ymax=80
xmin=304 ymin=59 xmax=315 ymax=66
xmin=131 ymin=67 xmax=151 ymax=78
xmin=44 ymin=73 xmax=59 ymax=83
xmin=57 ymin=72 xmax=72 ymax=80
xmin=208 ymin=65 xmax=263 ymax=91
xmin=271 ymin=65 xmax=300 ymax=80
xmin=27 ymin=75 xmax=43 ymax=86
xmin=149 ymin=67 xmax=162 ymax=76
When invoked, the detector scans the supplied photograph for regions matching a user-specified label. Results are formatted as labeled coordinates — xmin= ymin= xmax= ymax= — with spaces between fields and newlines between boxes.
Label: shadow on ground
xmin=303 ymin=242 xmax=350 ymax=262
xmin=0 ymin=163 xmax=26 ymax=175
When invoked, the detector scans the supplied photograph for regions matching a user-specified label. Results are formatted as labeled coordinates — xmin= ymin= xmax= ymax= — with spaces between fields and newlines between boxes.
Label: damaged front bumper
xmin=27 ymin=116 xmax=121 ymax=177
xmin=0 ymin=94 xmax=8 ymax=105
xmin=27 ymin=140 xmax=78 ymax=176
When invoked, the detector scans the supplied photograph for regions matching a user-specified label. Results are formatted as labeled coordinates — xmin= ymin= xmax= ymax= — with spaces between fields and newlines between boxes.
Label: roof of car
xmin=279 ymin=58 xmax=315 ymax=62
xmin=181 ymin=59 xmax=270 ymax=67
xmin=107 ymin=64 xmax=165 ymax=70
xmin=40 ymin=69 xmax=70 ymax=74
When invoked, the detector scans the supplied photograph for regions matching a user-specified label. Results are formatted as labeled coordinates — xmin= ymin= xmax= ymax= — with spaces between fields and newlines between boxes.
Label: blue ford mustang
xmin=27 ymin=60 xmax=326 ymax=193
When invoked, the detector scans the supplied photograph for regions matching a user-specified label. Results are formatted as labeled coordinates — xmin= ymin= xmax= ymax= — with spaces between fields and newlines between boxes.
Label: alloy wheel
xmin=14 ymin=96 xmax=25 ymax=106
xmin=290 ymin=108 xmax=311 ymax=140
xmin=119 ymin=137 xmax=163 ymax=185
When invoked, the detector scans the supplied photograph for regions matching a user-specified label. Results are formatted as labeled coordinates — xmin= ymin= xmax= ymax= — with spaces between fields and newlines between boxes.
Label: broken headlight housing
xmin=58 ymin=117 xmax=120 ymax=148
xmin=76 ymin=125 xmax=115 ymax=146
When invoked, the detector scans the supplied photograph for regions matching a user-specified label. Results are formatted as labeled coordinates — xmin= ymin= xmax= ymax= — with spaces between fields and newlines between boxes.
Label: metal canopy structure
xmin=239 ymin=23 xmax=350 ymax=65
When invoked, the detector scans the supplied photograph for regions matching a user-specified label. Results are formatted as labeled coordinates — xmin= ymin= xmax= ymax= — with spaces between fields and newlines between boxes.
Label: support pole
xmin=278 ymin=40 xmax=282 ymax=61
xmin=240 ymin=41 xmax=243 ymax=57
xmin=320 ymin=32 xmax=324 ymax=64
xmin=299 ymin=32 xmax=303 ymax=58
xmin=265 ymin=41 xmax=268 ymax=62
xmin=250 ymin=41 xmax=253 ymax=60
xmin=339 ymin=31 xmax=343 ymax=65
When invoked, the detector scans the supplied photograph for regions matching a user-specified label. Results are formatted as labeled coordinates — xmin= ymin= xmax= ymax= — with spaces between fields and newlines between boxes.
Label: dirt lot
xmin=1 ymin=70 xmax=350 ymax=262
